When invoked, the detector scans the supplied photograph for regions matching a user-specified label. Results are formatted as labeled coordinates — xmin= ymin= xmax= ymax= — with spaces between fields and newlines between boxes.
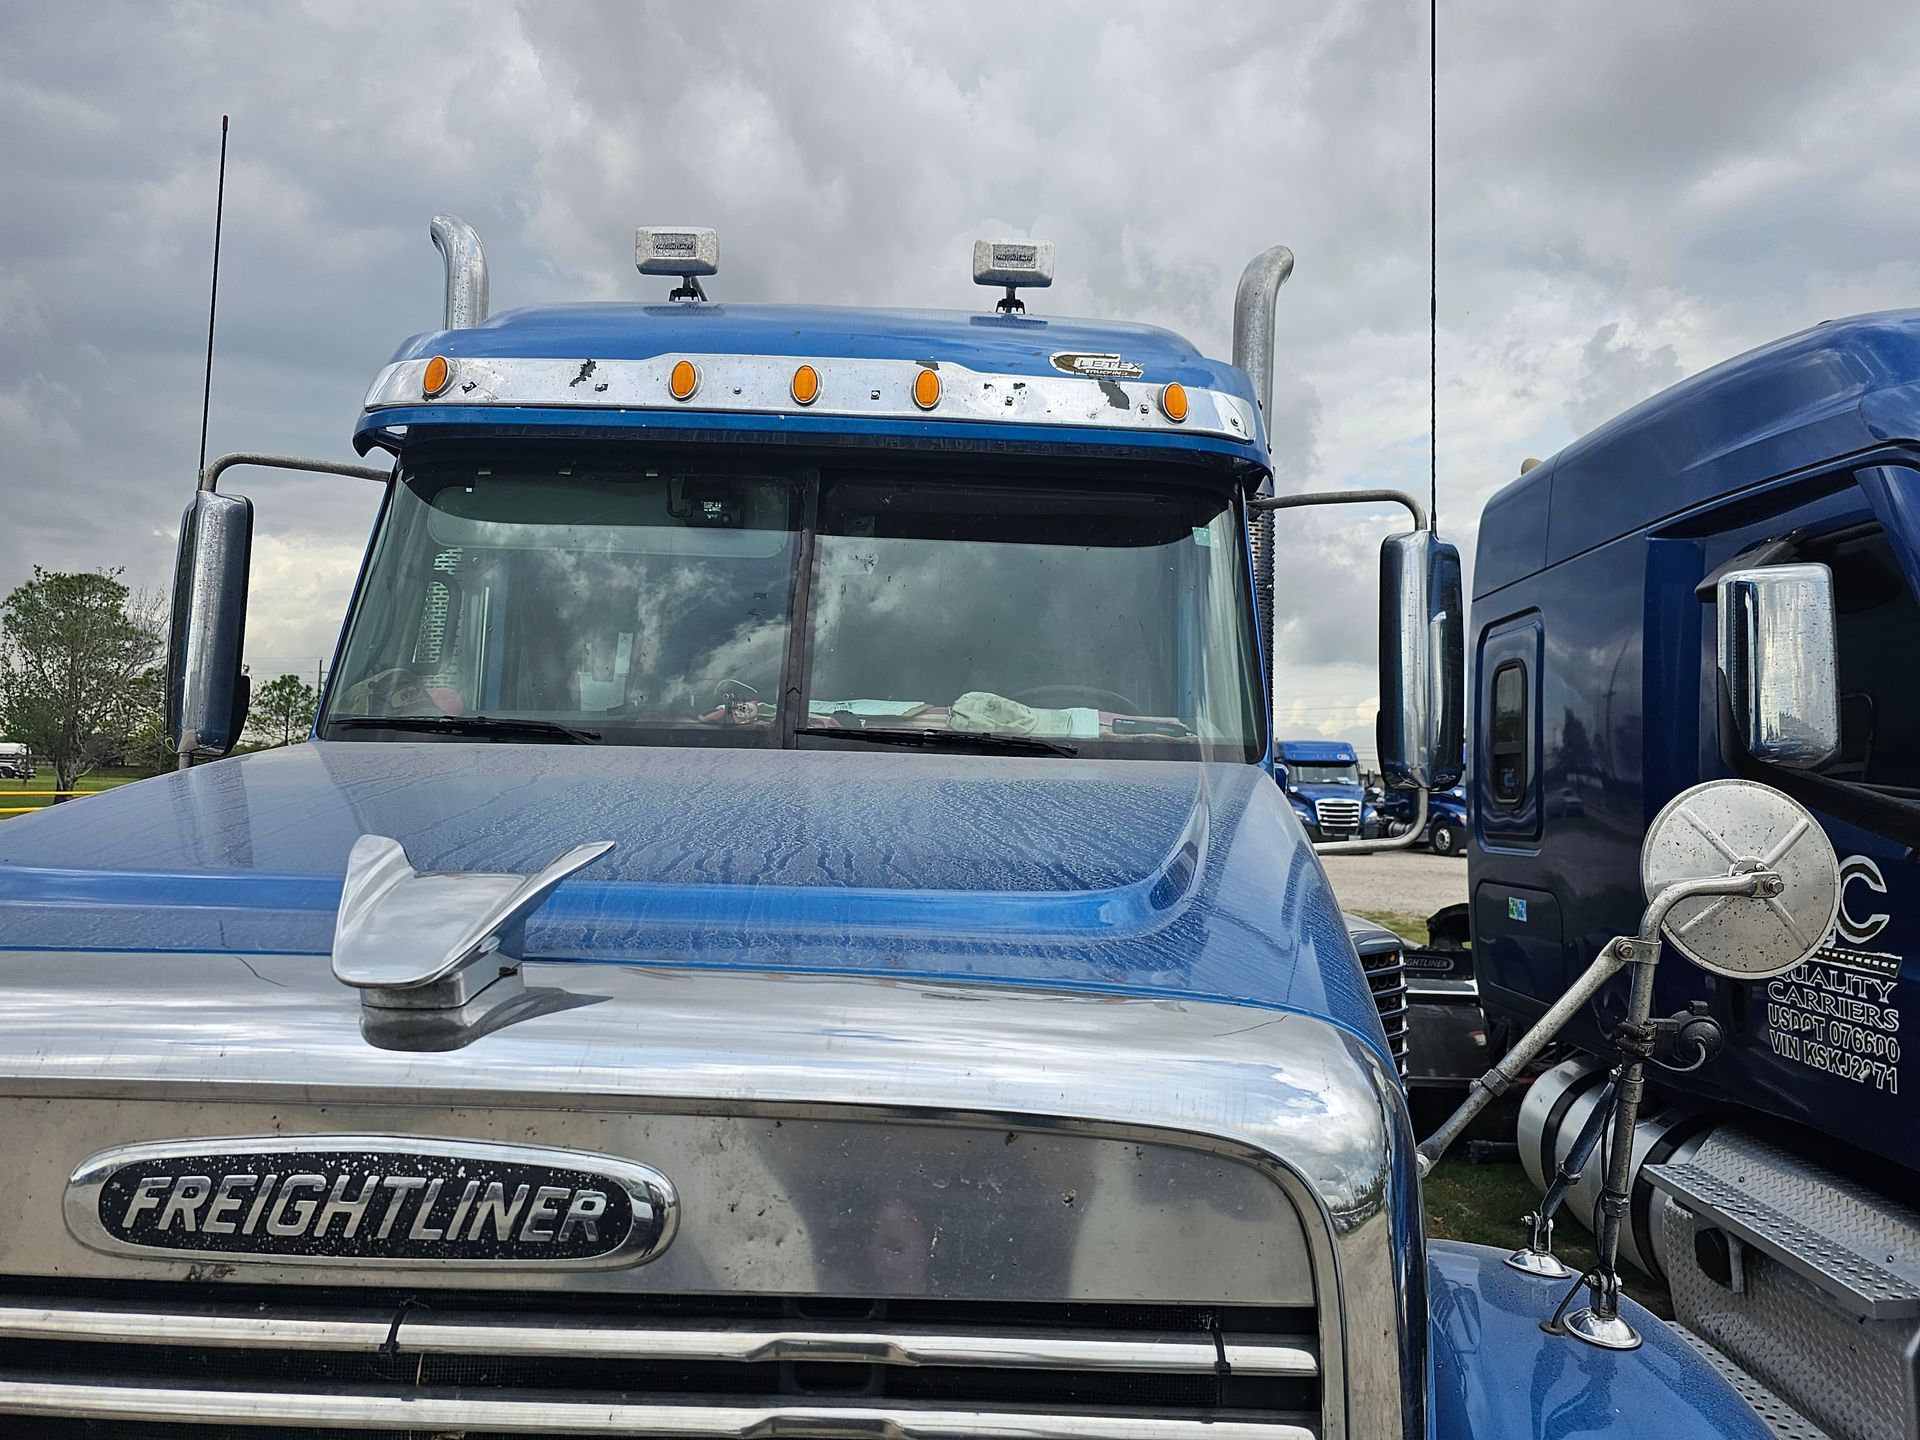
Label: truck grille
xmin=1357 ymin=946 xmax=1410 ymax=1078
xmin=1312 ymin=800 xmax=1361 ymax=835
xmin=0 ymin=1279 xmax=1321 ymax=1438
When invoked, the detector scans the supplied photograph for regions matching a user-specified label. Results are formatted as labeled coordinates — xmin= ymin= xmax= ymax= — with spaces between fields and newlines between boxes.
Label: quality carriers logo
xmin=1761 ymin=853 xmax=1903 ymax=1095
xmin=65 ymin=1137 xmax=677 ymax=1268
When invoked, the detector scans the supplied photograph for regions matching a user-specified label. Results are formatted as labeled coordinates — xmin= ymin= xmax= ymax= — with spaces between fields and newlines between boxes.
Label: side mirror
xmin=165 ymin=491 xmax=253 ymax=761
xmin=1273 ymin=763 xmax=1290 ymax=790
xmin=1378 ymin=531 xmax=1464 ymax=790
xmin=1718 ymin=564 xmax=1840 ymax=770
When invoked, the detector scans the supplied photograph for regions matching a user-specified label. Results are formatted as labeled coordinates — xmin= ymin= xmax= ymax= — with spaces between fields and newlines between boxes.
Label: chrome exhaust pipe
xmin=430 ymin=214 xmax=489 ymax=329
xmin=1232 ymin=245 xmax=1295 ymax=722
xmin=1232 ymin=245 xmax=1295 ymax=424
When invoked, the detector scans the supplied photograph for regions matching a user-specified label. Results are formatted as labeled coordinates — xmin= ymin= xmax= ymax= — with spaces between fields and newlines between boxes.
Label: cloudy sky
xmin=5 ymin=0 xmax=1919 ymax=761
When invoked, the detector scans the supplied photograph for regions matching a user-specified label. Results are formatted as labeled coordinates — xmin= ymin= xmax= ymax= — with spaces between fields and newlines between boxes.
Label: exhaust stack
xmin=430 ymin=214 xmax=489 ymax=329
xmin=1231 ymin=245 xmax=1296 ymax=711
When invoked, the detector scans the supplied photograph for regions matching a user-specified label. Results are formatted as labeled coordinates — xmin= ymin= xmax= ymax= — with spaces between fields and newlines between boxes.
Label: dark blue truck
xmin=1471 ymin=310 xmax=1920 ymax=1440
xmin=0 ymin=219 xmax=1785 ymax=1438
xmin=1376 ymin=778 xmax=1468 ymax=856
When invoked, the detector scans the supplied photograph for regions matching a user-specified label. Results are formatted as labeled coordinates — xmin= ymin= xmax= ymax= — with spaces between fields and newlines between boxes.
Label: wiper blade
xmin=795 ymin=724 xmax=1077 ymax=757
xmin=329 ymin=714 xmax=601 ymax=745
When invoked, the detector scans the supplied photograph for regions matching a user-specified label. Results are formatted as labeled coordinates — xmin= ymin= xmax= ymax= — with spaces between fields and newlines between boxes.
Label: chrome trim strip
xmin=0 ymin=1379 xmax=1318 ymax=1439
xmin=0 ymin=1300 xmax=1319 ymax=1375
xmin=64 ymin=1135 xmax=677 ymax=1270
xmin=362 ymin=355 xmax=1258 ymax=443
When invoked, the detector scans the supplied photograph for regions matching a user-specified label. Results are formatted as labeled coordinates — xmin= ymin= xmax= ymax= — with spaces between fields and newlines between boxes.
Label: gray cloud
xmin=5 ymin=0 xmax=1920 ymax=762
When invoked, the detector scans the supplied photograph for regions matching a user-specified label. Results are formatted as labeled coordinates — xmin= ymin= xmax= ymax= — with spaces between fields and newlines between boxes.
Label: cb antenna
xmin=1428 ymin=0 xmax=1438 ymax=529
xmin=197 ymin=114 xmax=229 ymax=480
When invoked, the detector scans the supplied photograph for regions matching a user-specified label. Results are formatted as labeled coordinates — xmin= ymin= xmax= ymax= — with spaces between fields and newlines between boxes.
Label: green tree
xmin=0 ymin=569 xmax=165 ymax=795
xmin=248 ymin=673 xmax=319 ymax=747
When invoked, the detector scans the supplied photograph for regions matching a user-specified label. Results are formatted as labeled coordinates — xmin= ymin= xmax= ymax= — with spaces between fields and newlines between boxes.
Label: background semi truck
xmin=0 ymin=216 xmax=1805 ymax=1438
xmin=1470 ymin=310 xmax=1920 ymax=1440
xmin=1274 ymin=739 xmax=1381 ymax=842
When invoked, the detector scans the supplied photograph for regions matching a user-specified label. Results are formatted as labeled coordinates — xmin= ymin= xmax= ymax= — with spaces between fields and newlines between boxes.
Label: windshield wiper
xmin=795 ymin=725 xmax=1077 ymax=758
xmin=329 ymin=715 xmax=601 ymax=745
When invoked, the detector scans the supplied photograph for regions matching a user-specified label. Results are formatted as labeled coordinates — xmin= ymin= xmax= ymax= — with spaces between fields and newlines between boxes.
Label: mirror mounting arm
xmin=1249 ymin=486 xmax=1430 ymax=532
xmin=170 ymin=453 xmax=395 ymax=773
xmin=1416 ymin=869 xmax=1775 ymax=1180
xmin=200 ymin=451 xmax=390 ymax=492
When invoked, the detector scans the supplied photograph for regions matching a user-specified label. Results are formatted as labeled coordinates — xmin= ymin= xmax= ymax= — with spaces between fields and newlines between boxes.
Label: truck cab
xmin=1275 ymin=740 xmax=1380 ymax=842
xmin=1471 ymin=309 xmax=1920 ymax=1440
xmin=0 ymin=220 xmax=1778 ymax=1439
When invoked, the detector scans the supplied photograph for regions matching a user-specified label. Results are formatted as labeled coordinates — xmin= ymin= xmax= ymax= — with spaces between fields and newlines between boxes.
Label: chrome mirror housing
xmin=1718 ymin=564 xmax=1840 ymax=769
xmin=1377 ymin=531 xmax=1465 ymax=791
xmin=164 ymin=490 xmax=253 ymax=762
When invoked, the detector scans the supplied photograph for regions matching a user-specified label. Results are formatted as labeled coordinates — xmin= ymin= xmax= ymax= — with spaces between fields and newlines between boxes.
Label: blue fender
xmin=1427 ymin=1241 xmax=1771 ymax=1439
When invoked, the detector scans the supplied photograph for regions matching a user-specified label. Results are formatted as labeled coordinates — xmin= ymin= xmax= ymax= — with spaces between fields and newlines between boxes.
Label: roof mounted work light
xmin=973 ymin=239 xmax=1053 ymax=314
xmin=636 ymin=227 xmax=719 ymax=302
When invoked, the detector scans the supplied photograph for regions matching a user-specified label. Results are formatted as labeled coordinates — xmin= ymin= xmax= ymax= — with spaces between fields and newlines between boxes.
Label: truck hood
xmin=0 ymin=742 xmax=1379 ymax=1047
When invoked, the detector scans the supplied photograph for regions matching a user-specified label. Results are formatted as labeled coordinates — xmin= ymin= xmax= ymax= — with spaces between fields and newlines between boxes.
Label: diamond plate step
xmin=1647 ymin=1132 xmax=1920 ymax=1321
xmin=1673 ymin=1326 xmax=1833 ymax=1440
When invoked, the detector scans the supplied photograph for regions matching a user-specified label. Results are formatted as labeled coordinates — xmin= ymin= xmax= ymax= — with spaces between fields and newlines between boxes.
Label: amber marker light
xmin=791 ymin=364 xmax=821 ymax=406
xmin=422 ymin=355 xmax=452 ymax=398
xmin=669 ymin=359 xmax=701 ymax=401
xmin=1159 ymin=381 xmax=1189 ymax=423
xmin=913 ymin=368 xmax=941 ymax=410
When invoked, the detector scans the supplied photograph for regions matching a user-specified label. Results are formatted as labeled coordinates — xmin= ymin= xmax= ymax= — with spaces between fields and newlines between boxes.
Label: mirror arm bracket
xmin=1250 ymin=487 xmax=1430 ymax=533
xmin=201 ymin=451 xmax=391 ymax=492
xmin=1415 ymin=871 xmax=1774 ymax=1179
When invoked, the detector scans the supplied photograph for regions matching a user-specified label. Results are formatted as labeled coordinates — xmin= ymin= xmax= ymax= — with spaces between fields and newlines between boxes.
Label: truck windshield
xmin=1287 ymin=763 xmax=1360 ymax=785
xmin=322 ymin=450 xmax=1263 ymax=761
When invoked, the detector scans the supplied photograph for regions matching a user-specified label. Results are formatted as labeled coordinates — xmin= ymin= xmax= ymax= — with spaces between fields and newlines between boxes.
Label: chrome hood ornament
xmin=332 ymin=835 xmax=614 ymax=1051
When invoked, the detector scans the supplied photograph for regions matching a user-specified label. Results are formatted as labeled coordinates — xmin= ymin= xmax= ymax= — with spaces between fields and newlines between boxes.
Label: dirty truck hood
xmin=0 ymin=742 xmax=1377 ymax=1039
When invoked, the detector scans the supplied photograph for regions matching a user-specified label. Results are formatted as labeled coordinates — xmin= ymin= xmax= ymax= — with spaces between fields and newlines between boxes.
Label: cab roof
xmin=1476 ymin=308 xmax=1920 ymax=599
xmin=1276 ymin=740 xmax=1357 ymax=762
xmin=354 ymin=302 xmax=1266 ymax=465
xmin=388 ymin=302 xmax=1238 ymax=380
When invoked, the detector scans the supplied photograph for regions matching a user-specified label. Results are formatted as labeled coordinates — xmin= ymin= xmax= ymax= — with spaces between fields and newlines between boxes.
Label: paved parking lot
xmin=1320 ymin=847 xmax=1468 ymax=931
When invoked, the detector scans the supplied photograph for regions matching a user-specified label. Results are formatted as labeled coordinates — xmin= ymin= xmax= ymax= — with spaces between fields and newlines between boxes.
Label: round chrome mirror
xmin=1641 ymin=779 xmax=1839 ymax=979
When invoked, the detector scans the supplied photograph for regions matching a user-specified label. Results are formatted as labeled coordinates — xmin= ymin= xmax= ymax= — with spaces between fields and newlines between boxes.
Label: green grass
xmin=1420 ymin=1106 xmax=1673 ymax=1319
xmin=0 ymin=768 xmax=151 ymax=817
xmin=1350 ymin=906 xmax=1432 ymax=943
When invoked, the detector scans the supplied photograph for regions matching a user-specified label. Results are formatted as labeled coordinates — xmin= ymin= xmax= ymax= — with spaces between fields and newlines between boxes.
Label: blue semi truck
xmin=0 ymin=218 xmax=1794 ymax=1438
xmin=1274 ymin=739 xmax=1382 ymax=843
xmin=1471 ymin=311 xmax=1920 ymax=1440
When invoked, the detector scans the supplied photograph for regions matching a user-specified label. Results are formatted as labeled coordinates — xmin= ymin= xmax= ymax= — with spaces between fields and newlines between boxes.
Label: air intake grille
xmin=0 ymin=1279 xmax=1321 ymax=1438
xmin=1356 ymin=944 xmax=1410 ymax=1077
xmin=1313 ymin=799 xmax=1361 ymax=834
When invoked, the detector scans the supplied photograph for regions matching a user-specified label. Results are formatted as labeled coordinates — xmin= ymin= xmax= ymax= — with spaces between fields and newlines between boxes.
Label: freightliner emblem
xmin=65 ymin=1136 xmax=677 ymax=1269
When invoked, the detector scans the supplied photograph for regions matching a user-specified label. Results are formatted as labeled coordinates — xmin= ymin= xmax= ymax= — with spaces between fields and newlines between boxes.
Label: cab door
xmin=1673 ymin=464 xmax=1918 ymax=1144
